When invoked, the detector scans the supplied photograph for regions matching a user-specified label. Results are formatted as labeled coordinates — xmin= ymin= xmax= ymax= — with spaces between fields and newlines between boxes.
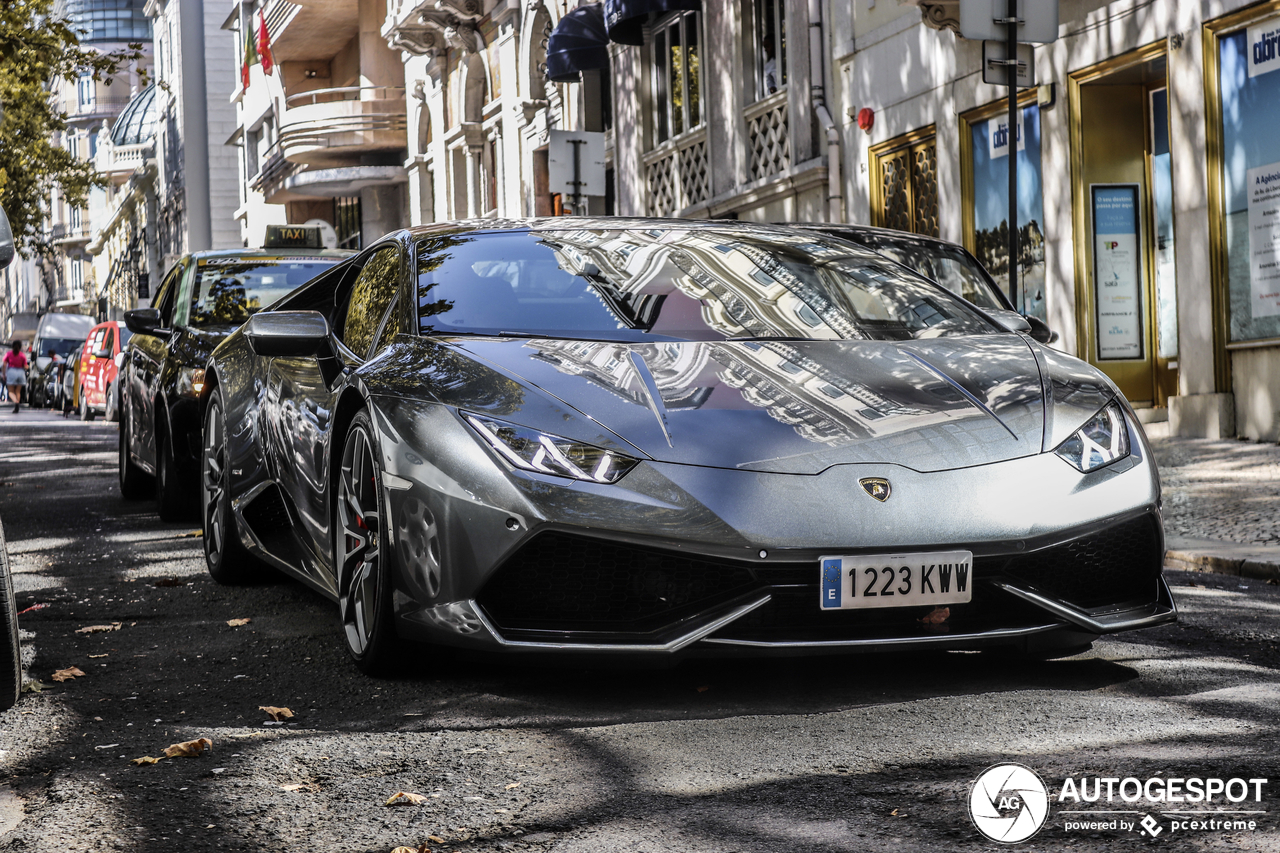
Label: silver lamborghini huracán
xmin=198 ymin=219 xmax=1175 ymax=673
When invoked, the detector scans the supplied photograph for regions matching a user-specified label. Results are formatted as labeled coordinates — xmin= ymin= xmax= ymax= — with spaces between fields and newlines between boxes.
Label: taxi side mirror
xmin=123 ymin=308 xmax=169 ymax=337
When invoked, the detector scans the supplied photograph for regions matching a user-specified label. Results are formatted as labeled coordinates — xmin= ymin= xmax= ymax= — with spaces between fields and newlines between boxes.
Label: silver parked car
xmin=198 ymin=219 xmax=1174 ymax=673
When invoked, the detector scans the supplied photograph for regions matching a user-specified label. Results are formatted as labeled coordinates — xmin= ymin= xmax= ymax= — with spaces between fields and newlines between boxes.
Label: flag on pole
xmin=257 ymin=11 xmax=274 ymax=76
xmin=241 ymin=25 xmax=257 ymax=90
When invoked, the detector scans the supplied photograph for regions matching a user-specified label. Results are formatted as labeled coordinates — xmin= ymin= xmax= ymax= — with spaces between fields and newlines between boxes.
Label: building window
xmin=77 ymin=76 xmax=95 ymax=108
xmin=244 ymin=128 xmax=260 ymax=179
xmin=651 ymin=11 xmax=702 ymax=144
xmin=962 ymin=100 xmax=1046 ymax=320
xmin=870 ymin=127 xmax=939 ymax=238
xmin=335 ymin=197 xmax=362 ymax=251
xmin=69 ymin=261 xmax=84 ymax=300
xmin=1210 ymin=12 xmax=1280 ymax=344
xmin=753 ymin=0 xmax=786 ymax=101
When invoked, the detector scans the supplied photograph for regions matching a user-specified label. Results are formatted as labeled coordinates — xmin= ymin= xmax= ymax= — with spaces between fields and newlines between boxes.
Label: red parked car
xmin=78 ymin=321 xmax=130 ymax=421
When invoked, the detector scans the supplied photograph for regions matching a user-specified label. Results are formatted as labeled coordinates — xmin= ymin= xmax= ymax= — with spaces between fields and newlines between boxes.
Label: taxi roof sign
xmin=264 ymin=224 xmax=323 ymax=249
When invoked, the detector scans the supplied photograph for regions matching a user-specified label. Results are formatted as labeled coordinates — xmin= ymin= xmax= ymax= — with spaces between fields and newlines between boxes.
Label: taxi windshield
xmin=188 ymin=258 xmax=337 ymax=326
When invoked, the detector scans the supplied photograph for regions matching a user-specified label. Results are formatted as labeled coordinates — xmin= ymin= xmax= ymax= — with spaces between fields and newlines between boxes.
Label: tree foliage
xmin=0 ymin=0 xmax=143 ymax=254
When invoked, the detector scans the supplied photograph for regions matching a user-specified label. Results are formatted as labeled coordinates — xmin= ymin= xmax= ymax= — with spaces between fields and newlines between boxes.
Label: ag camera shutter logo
xmin=969 ymin=763 xmax=1050 ymax=843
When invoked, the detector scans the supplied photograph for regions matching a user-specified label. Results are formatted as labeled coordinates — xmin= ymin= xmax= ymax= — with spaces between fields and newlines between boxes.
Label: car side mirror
xmin=0 ymin=207 xmax=14 ymax=271
xmin=986 ymin=309 xmax=1033 ymax=335
xmin=1023 ymin=314 xmax=1059 ymax=345
xmin=93 ymin=348 xmax=112 ymax=360
xmin=245 ymin=311 xmax=335 ymax=358
xmin=123 ymin=308 xmax=169 ymax=337
xmin=245 ymin=311 xmax=344 ymax=385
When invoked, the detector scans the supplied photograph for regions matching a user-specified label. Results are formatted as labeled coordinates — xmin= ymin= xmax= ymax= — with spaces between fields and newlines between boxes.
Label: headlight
xmin=1054 ymin=401 xmax=1130 ymax=473
xmin=464 ymin=413 xmax=639 ymax=484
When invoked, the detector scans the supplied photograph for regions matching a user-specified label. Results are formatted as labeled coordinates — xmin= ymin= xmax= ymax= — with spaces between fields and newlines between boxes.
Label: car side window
xmin=171 ymin=262 xmax=199 ymax=327
xmin=340 ymin=247 xmax=401 ymax=359
xmin=153 ymin=262 xmax=183 ymax=325
xmin=104 ymin=327 xmax=116 ymax=355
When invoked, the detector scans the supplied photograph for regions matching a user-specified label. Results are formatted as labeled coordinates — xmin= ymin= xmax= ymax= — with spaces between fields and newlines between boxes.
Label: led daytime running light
xmin=465 ymin=413 xmax=637 ymax=484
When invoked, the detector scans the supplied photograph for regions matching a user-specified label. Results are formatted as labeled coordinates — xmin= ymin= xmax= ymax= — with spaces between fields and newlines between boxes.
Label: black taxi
xmin=120 ymin=226 xmax=351 ymax=520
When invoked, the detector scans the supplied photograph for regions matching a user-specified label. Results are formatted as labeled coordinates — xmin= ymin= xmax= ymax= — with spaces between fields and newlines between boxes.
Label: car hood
xmin=447 ymin=335 xmax=1058 ymax=474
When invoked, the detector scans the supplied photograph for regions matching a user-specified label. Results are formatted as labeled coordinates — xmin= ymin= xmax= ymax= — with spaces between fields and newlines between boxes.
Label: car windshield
xmin=415 ymin=229 xmax=999 ymax=343
xmin=38 ymin=338 xmax=81 ymax=358
xmin=832 ymin=234 xmax=1005 ymax=311
xmin=188 ymin=257 xmax=338 ymax=326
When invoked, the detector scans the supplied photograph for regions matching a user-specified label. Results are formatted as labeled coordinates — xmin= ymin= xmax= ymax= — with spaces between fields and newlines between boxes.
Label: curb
xmin=1164 ymin=538 xmax=1280 ymax=583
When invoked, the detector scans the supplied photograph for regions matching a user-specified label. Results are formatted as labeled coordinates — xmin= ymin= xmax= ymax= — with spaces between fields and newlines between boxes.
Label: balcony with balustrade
xmin=278 ymin=86 xmax=408 ymax=167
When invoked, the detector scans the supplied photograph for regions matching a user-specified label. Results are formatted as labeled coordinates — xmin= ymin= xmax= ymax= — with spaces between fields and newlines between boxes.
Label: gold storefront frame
xmin=1203 ymin=0 xmax=1280 ymax=386
xmin=869 ymin=124 xmax=937 ymax=234
xmin=1067 ymin=39 xmax=1168 ymax=368
xmin=958 ymin=90 xmax=1040 ymax=258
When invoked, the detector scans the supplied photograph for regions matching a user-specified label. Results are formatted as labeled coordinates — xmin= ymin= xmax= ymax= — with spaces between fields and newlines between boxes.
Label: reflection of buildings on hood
xmin=528 ymin=335 xmax=935 ymax=450
xmin=713 ymin=341 xmax=929 ymax=447
xmin=530 ymin=340 xmax=713 ymax=411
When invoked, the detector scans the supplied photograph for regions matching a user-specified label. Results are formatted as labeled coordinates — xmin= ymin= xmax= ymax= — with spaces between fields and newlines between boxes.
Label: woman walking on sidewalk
xmin=3 ymin=341 xmax=27 ymax=413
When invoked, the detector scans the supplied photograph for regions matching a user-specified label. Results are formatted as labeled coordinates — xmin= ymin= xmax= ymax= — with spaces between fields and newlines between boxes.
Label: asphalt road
xmin=1 ymin=409 xmax=1278 ymax=852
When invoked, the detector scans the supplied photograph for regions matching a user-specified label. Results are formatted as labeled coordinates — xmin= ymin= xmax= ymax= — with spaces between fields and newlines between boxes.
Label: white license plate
xmin=819 ymin=551 xmax=974 ymax=610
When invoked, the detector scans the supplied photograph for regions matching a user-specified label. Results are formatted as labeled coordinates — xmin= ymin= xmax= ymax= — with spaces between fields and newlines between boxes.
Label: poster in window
xmin=969 ymin=104 xmax=1046 ymax=321
xmin=1092 ymin=185 xmax=1144 ymax=360
xmin=1219 ymin=18 xmax=1280 ymax=340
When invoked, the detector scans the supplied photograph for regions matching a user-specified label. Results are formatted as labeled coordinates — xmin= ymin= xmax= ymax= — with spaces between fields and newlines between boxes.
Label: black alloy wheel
xmin=79 ymin=388 xmax=94 ymax=421
xmin=156 ymin=421 xmax=194 ymax=522
xmin=118 ymin=408 xmax=153 ymax=500
xmin=0 ymin=519 xmax=21 ymax=710
xmin=336 ymin=410 xmax=398 ymax=674
xmin=202 ymin=390 xmax=254 ymax=583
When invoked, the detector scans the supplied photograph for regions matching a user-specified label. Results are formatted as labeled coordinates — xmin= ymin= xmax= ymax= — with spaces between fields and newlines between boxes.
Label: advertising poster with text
xmin=1092 ymin=186 xmax=1143 ymax=360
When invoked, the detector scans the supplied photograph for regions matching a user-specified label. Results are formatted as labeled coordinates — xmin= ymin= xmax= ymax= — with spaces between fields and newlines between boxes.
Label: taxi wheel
xmin=118 ymin=411 xmax=153 ymax=500
xmin=336 ymin=410 xmax=399 ymax=675
xmin=203 ymin=390 xmax=255 ymax=583
xmin=79 ymin=389 xmax=95 ymax=422
xmin=0 ymin=519 xmax=21 ymax=710
xmin=156 ymin=425 xmax=194 ymax=522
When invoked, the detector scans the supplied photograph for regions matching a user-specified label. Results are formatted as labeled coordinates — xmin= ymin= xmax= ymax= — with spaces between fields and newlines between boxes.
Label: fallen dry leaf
xmin=51 ymin=667 xmax=86 ymax=682
xmin=696 ymin=686 xmax=710 ymax=693
xmin=154 ymin=578 xmax=188 ymax=587
xmin=280 ymin=782 xmax=318 ymax=793
xmin=164 ymin=737 xmax=213 ymax=758
xmin=21 ymin=681 xmax=48 ymax=694
xmin=384 ymin=791 xmax=427 ymax=807
xmin=504 ymin=782 xmax=521 ymax=790
xmin=131 ymin=756 xmax=163 ymax=766
xmin=890 ymin=808 xmax=899 ymax=816
xmin=176 ymin=530 xmax=202 ymax=539
xmin=226 ymin=618 xmax=251 ymax=627
xmin=389 ymin=846 xmax=433 ymax=853
xmin=918 ymin=607 xmax=950 ymax=625
xmin=259 ymin=706 xmax=294 ymax=721
xmin=88 ymin=654 xmax=108 ymax=659
xmin=427 ymin=838 xmax=445 ymax=845
xmin=75 ymin=623 xmax=121 ymax=634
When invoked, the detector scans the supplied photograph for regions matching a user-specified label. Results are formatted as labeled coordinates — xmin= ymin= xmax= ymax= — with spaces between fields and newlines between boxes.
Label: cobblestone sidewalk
xmin=1146 ymin=422 xmax=1280 ymax=579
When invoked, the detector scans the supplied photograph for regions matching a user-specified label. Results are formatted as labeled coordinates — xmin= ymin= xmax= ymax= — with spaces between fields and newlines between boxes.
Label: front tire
xmin=79 ymin=388 xmax=95 ymax=421
xmin=119 ymin=409 xmax=153 ymax=500
xmin=203 ymin=390 xmax=256 ymax=583
xmin=336 ymin=410 xmax=398 ymax=675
